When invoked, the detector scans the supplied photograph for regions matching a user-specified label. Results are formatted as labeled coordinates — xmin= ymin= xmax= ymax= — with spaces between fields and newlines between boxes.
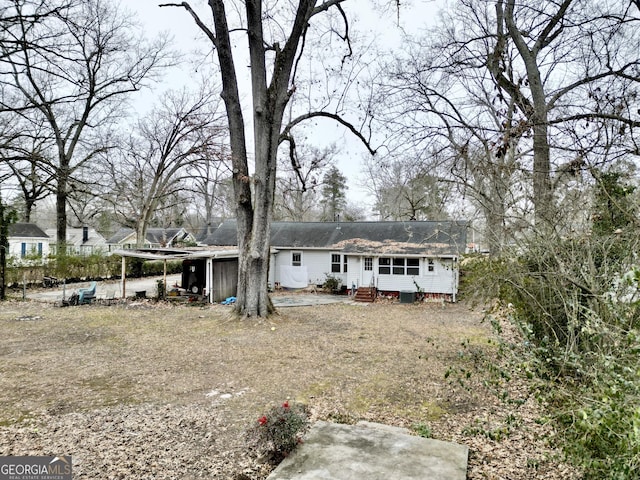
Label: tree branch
xmin=159 ymin=2 xmax=218 ymax=48
xmin=280 ymin=111 xmax=376 ymax=155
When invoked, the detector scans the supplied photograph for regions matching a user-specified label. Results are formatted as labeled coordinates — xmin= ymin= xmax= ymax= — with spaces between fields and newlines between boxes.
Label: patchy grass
xmin=0 ymin=299 xmax=577 ymax=479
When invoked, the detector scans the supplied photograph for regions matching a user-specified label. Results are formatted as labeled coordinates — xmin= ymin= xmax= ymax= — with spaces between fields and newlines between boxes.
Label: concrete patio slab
xmin=267 ymin=420 xmax=468 ymax=480
xmin=271 ymin=293 xmax=351 ymax=307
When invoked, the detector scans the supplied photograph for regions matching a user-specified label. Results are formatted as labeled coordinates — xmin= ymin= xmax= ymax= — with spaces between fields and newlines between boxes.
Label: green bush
xmin=322 ymin=274 xmax=341 ymax=292
xmin=5 ymin=255 xmax=183 ymax=286
xmin=465 ymin=231 xmax=640 ymax=478
xmin=48 ymin=253 xmax=122 ymax=281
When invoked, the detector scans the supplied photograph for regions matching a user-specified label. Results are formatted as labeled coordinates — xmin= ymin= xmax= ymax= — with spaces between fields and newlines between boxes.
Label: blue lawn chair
xmin=77 ymin=282 xmax=97 ymax=305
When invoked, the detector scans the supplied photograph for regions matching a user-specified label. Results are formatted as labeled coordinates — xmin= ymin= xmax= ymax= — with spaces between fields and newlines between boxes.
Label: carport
xmin=113 ymin=248 xmax=240 ymax=303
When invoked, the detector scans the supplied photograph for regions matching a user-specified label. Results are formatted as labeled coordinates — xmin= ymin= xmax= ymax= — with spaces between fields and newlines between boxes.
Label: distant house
xmin=106 ymin=227 xmax=197 ymax=251
xmin=7 ymin=223 xmax=50 ymax=263
xmin=203 ymin=220 xmax=468 ymax=301
xmin=45 ymin=226 xmax=107 ymax=256
xmin=192 ymin=218 xmax=224 ymax=245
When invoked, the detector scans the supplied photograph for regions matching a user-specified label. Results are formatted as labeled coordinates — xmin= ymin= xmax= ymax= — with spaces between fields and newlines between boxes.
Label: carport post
xmin=163 ymin=259 xmax=167 ymax=293
xmin=121 ymin=256 xmax=126 ymax=298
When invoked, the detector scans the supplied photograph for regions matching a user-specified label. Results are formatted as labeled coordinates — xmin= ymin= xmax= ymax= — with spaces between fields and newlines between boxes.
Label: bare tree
xmin=375 ymin=0 xmax=640 ymax=250
xmin=0 ymin=192 xmax=17 ymax=300
xmin=374 ymin=32 xmax=526 ymax=252
xmin=486 ymin=0 xmax=640 ymax=225
xmin=0 ymin=117 xmax=56 ymax=222
xmin=362 ymin=156 xmax=449 ymax=221
xmin=0 ymin=0 xmax=172 ymax=253
xmin=275 ymin=144 xmax=333 ymax=221
xmin=100 ymin=87 xmax=227 ymax=248
xmin=187 ymin=154 xmax=233 ymax=240
xmin=162 ymin=0 xmax=375 ymax=317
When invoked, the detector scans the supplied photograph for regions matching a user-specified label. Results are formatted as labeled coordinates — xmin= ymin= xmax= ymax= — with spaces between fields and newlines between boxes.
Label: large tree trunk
xmin=204 ymin=0 xmax=314 ymax=317
xmin=56 ymin=165 xmax=68 ymax=256
xmin=503 ymin=0 xmax=559 ymax=227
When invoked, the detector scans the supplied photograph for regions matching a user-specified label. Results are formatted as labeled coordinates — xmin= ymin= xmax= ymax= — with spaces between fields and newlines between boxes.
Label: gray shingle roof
xmin=44 ymin=228 xmax=106 ymax=246
xmin=145 ymin=228 xmax=183 ymax=245
xmin=106 ymin=227 xmax=193 ymax=246
xmin=105 ymin=227 xmax=135 ymax=244
xmin=8 ymin=223 xmax=49 ymax=239
xmin=204 ymin=220 xmax=468 ymax=256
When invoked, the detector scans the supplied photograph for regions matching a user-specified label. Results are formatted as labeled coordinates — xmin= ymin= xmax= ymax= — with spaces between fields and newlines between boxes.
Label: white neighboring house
xmin=203 ymin=220 xmax=468 ymax=301
xmin=7 ymin=223 xmax=50 ymax=263
xmin=45 ymin=226 xmax=107 ymax=256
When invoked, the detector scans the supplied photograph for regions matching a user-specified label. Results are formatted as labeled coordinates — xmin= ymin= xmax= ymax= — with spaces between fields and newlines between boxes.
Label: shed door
xmin=212 ymin=259 xmax=239 ymax=303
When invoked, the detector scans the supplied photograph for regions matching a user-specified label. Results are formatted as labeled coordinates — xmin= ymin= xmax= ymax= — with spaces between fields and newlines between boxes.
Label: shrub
xmin=322 ymin=274 xmax=341 ymax=292
xmin=247 ymin=401 xmax=309 ymax=464
xmin=463 ymin=170 xmax=640 ymax=478
xmin=466 ymin=232 xmax=640 ymax=478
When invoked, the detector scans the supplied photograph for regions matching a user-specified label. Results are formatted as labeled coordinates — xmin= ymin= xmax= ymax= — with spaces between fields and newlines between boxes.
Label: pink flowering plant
xmin=247 ymin=401 xmax=309 ymax=463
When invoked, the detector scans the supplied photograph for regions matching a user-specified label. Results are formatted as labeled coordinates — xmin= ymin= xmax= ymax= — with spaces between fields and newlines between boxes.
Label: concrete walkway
xmin=271 ymin=293 xmax=352 ymax=307
xmin=267 ymin=421 xmax=468 ymax=480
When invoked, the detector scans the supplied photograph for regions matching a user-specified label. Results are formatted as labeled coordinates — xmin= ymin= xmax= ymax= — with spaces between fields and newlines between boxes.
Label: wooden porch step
xmin=354 ymin=287 xmax=376 ymax=303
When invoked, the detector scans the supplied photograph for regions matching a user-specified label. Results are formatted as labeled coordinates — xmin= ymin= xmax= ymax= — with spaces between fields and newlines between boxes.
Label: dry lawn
xmin=0 ymin=298 xmax=579 ymax=479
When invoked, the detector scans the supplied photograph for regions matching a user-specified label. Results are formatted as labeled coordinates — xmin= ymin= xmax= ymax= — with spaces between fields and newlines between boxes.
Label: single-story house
xmin=106 ymin=227 xmax=197 ymax=251
xmin=45 ymin=226 xmax=107 ymax=256
xmin=7 ymin=223 xmax=50 ymax=263
xmin=203 ymin=220 xmax=468 ymax=301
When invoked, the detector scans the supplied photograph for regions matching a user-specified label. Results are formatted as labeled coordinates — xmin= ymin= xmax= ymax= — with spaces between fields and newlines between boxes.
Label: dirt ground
xmin=0 ymin=298 xmax=580 ymax=479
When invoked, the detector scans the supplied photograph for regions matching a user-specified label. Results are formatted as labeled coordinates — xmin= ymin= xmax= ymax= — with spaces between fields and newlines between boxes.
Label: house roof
xmin=204 ymin=220 xmax=468 ymax=256
xmin=193 ymin=219 xmax=224 ymax=243
xmin=105 ymin=227 xmax=134 ymax=244
xmin=8 ymin=222 xmax=49 ymax=239
xmin=44 ymin=227 xmax=106 ymax=247
xmin=106 ymin=227 xmax=193 ymax=246
xmin=146 ymin=228 xmax=189 ymax=245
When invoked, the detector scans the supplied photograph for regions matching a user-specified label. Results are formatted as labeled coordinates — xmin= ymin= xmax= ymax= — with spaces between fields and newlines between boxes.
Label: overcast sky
xmin=126 ymin=0 xmax=442 ymax=209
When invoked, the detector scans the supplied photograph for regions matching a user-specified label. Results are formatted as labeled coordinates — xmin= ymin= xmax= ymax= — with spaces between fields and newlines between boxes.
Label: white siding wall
xmin=375 ymin=258 xmax=457 ymax=295
xmin=8 ymin=237 xmax=50 ymax=262
xmin=269 ymin=249 xmax=458 ymax=295
xmin=271 ymin=250 xmax=339 ymax=287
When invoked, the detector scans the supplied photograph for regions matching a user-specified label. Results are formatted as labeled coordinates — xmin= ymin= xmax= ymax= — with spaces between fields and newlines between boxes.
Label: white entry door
xmin=361 ymin=257 xmax=374 ymax=287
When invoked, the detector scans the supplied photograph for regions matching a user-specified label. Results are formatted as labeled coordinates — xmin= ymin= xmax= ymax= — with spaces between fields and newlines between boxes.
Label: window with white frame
xmin=392 ymin=257 xmax=405 ymax=274
xmin=21 ymin=242 xmax=42 ymax=258
xmin=292 ymin=251 xmax=302 ymax=266
xmin=407 ymin=258 xmax=420 ymax=275
xmin=330 ymin=254 xmax=348 ymax=273
xmin=378 ymin=257 xmax=420 ymax=275
xmin=364 ymin=257 xmax=373 ymax=271
xmin=427 ymin=259 xmax=435 ymax=273
xmin=378 ymin=257 xmax=391 ymax=274
xmin=331 ymin=254 xmax=342 ymax=273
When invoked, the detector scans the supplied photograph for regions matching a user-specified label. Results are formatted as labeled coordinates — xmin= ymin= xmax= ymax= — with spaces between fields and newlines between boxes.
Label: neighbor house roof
xmin=106 ymin=227 xmax=194 ymax=246
xmin=44 ymin=227 xmax=106 ymax=247
xmin=8 ymin=222 xmax=49 ymax=239
xmin=105 ymin=228 xmax=135 ymax=244
xmin=204 ymin=220 xmax=468 ymax=256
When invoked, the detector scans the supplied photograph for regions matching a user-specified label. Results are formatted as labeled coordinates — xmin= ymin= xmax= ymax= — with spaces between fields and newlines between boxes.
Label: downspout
xmin=206 ymin=256 xmax=213 ymax=304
